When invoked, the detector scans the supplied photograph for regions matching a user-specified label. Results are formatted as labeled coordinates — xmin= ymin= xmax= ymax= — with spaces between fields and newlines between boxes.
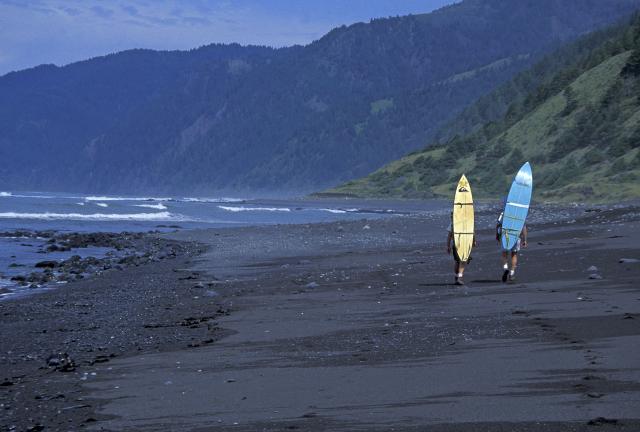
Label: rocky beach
xmin=1 ymin=202 xmax=639 ymax=431
xmin=0 ymin=230 xmax=189 ymax=295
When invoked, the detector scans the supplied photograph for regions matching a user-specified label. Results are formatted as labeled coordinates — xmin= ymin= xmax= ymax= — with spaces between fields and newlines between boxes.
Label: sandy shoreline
xmin=1 ymin=204 xmax=639 ymax=431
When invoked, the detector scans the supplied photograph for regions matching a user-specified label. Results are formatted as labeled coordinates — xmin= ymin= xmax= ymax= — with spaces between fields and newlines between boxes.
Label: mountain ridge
xmin=2 ymin=0 xmax=640 ymax=194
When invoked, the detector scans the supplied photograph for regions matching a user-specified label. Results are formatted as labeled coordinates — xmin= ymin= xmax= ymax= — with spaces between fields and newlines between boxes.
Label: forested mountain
xmin=328 ymin=15 xmax=640 ymax=202
xmin=2 ymin=0 xmax=640 ymax=194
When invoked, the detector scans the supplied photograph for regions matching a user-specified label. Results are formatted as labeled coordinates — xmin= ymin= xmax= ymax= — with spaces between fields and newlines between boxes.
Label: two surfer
xmin=446 ymin=208 xmax=528 ymax=285
xmin=446 ymin=163 xmax=532 ymax=285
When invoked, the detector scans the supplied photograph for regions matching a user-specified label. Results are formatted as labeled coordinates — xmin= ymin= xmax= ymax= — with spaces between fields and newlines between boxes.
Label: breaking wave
xmin=134 ymin=203 xmax=168 ymax=210
xmin=315 ymin=208 xmax=385 ymax=214
xmin=7 ymin=193 xmax=82 ymax=199
xmin=218 ymin=206 xmax=290 ymax=213
xmin=0 ymin=211 xmax=186 ymax=221
xmin=318 ymin=208 xmax=347 ymax=214
xmin=85 ymin=196 xmax=171 ymax=202
xmin=182 ymin=197 xmax=244 ymax=203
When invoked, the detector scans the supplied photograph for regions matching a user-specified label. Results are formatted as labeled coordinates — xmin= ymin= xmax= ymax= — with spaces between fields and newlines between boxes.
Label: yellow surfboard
xmin=453 ymin=174 xmax=474 ymax=263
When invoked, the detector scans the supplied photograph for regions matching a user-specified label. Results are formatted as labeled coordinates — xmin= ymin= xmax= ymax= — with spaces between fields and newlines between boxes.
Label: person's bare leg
xmin=454 ymin=262 xmax=458 ymax=282
xmin=501 ymin=251 xmax=509 ymax=282
xmin=459 ymin=262 xmax=466 ymax=277
xmin=509 ymin=252 xmax=518 ymax=281
xmin=453 ymin=258 xmax=466 ymax=285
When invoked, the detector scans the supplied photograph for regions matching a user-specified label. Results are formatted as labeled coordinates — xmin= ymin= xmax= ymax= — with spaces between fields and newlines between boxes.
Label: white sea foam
xmin=319 ymin=208 xmax=347 ymax=214
xmin=0 ymin=211 xmax=185 ymax=221
xmin=10 ymin=193 xmax=82 ymax=199
xmin=182 ymin=197 xmax=244 ymax=203
xmin=95 ymin=203 xmax=109 ymax=208
xmin=85 ymin=196 xmax=171 ymax=202
xmin=134 ymin=203 xmax=168 ymax=210
xmin=218 ymin=205 xmax=290 ymax=213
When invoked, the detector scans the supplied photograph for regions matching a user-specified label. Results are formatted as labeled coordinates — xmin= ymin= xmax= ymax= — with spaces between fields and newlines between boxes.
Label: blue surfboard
xmin=501 ymin=162 xmax=533 ymax=250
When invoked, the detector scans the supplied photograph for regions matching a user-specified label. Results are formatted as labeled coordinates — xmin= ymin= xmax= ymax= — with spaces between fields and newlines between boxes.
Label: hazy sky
xmin=0 ymin=0 xmax=457 ymax=76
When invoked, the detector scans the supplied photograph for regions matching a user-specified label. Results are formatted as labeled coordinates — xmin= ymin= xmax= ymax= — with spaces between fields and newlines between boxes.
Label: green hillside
xmin=327 ymin=16 xmax=640 ymax=203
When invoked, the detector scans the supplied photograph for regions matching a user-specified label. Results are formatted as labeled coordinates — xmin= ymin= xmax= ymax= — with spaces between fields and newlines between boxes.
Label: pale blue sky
xmin=0 ymin=0 xmax=457 ymax=76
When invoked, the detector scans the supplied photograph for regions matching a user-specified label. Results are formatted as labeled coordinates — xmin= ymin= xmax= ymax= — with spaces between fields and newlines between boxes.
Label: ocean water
xmin=0 ymin=191 xmax=446 ymax=298
xmin=0 ymin=191 xmax=440 ymax=232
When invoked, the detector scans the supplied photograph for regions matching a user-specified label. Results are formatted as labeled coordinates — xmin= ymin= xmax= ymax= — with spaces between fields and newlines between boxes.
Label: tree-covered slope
xmin=1 ymin=0 xmax=640 ymax=194
xmin=327 ymin=16 xmax=640 ymax=202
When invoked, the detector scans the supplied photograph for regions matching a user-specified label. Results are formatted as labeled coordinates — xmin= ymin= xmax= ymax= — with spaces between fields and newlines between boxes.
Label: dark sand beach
xmin=1 ymin=203 xmax=639 ymax=431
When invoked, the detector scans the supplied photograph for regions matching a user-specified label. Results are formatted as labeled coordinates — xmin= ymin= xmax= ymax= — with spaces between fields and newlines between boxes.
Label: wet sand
xmin=1 ymin=204 xmax=639 ymax=431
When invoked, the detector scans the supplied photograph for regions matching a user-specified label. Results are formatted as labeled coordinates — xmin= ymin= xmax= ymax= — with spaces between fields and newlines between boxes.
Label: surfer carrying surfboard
xmin=496 ymin=213 xmax=528 ymax=282
xmin=448 ymin=174 xmax=476 ymax=286
xmin=497 ymin=162 xmax=533 ymax=283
